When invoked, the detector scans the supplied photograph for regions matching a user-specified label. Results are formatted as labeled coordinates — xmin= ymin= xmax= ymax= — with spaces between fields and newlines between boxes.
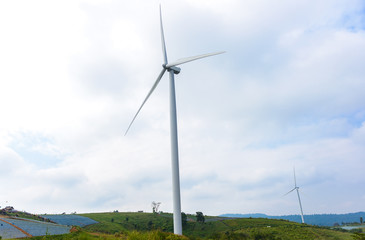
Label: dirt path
xmin=0 ymin=218 xmax=33 ymax=237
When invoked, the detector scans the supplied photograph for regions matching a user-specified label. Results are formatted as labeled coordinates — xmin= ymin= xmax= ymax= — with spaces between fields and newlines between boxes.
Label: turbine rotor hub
xmin=168 ymin=66 xmax=181 ymax=74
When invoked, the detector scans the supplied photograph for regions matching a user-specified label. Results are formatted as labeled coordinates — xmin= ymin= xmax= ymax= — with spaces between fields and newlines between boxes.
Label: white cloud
xmin=0 ymin=0 xmax=364 ymax=217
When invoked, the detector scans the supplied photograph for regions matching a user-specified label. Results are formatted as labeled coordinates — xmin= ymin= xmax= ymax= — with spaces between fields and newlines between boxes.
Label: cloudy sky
xmin=0 ymin=0 xmax=364 ymax=216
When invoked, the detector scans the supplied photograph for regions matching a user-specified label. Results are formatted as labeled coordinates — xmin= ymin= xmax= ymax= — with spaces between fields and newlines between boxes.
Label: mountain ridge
xmin=219 ymin=211 xmax=365 ymax=226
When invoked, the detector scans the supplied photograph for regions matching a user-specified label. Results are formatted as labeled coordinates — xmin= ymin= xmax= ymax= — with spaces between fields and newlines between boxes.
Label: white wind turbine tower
xmin=125 ymin=6 xmax=224 ymax=235
xmin=284 ymin=167 xmax=305 ymax=223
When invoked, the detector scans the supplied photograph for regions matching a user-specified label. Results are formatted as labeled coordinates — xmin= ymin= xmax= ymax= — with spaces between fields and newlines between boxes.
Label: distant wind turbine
xmin=125 ymin=6 xmax=224 ymax=235
xmin=284 ymin=167 xmax=305 ymax=224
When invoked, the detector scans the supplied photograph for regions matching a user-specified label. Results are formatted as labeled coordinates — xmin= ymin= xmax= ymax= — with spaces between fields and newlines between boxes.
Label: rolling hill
xmin=220 ymin=212 xmax=365 ymax=226
xmin=78 ymin=211 xmax=355 ymax=239
xmin=1 ymin=209 xmax=362 ymax=239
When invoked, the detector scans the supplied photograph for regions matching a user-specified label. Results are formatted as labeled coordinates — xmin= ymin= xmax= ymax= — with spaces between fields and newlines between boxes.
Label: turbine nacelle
xmin=168 ymin=66 xmax=181 ymax=74
xmin=162 ymin=64 xmax=181 ymax=74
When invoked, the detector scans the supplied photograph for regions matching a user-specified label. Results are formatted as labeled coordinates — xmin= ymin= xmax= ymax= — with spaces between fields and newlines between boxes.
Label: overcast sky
xmin=0 ymin=0 xmax=364 ymax=216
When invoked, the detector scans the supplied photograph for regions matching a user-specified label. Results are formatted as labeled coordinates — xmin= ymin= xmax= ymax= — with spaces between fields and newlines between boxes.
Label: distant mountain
xmin=221 ymin=213 xmax=269 ymax=218
xmin=220 ymin=212 xmax=365 ymax=226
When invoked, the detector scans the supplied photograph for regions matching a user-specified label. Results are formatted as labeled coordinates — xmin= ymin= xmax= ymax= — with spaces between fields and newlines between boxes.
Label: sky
xmin=0 ymin=0 xmax=365 ymax=216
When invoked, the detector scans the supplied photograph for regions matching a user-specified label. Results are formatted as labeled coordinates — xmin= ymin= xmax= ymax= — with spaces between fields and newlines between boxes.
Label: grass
xmin=24 ymin=229 xmax=189 ymax=240
xmin=18 ymin=211 xmax=356 ymax=239
xmin=78 ymin=212 xmax=354 ymax=239
xmin=0 ymin=211 xmax=52 ymax=223
xmin=183 ymin=217 xmax=354 ymax=239
xmin=81 ymin=212 xmax=175 ymax=234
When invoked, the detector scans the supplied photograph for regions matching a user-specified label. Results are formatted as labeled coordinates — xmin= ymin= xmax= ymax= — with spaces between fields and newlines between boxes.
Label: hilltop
xmin=0 ymin=206 xmax=53 ymax=223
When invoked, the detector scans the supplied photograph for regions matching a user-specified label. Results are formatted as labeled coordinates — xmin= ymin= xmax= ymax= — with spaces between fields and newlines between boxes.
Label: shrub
xmin=251 ymin=229 xmax=277 ymax=240
xmin=352 ymin=232 xmax=365 ymax=240
xmin=210 ymin=231 xmax=250 ymax=240
xmin=351 ymin=228 xmax=363 ymax=233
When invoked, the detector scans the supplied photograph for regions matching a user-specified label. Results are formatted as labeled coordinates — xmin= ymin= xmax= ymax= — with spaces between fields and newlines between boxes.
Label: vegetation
xmin=221 ymin=212 xmax=365 ymax=226
xmin=352 ymin=232 xmax=365 ymax=240
xmin=5 ymin=211 xmax=358 ymax=239
xmin=181 ymin=212 xmax=187 ymax=227
xmin=81 ymin=212 xmax=175 ymax=234
xmin=27 ymin=229 xmax=188 ymax=240
xmin=196 ymin=212 xmax=205 ymax=223
xmin=0 ymin=210 xmax=52 ymax=223
xmin=77 ymin=212 xmax=354 ymax=239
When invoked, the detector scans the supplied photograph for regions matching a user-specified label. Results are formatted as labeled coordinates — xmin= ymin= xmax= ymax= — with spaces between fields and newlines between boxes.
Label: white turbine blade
xmin=160 ymin=5 xmax=168 ymax=65
xmin=283 ymin=187 xmax=296 ymax=197
xmin=296 ymin=188 xmax=305 ymax=223
xmin=293 ymin=166 xmax=297 ymax=188
xmin=125 ymin=68 xmax=167 ymax=135
xmin=166 ymin=51 xmax=225 ymax=68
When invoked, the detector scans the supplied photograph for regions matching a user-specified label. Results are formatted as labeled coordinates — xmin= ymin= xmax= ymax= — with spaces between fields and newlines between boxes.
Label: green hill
xmin=14 ymin=211 xmax=361 ymax=239
xmin=77 ymin=211 xmax=355 ymax=239
xmin=220 ymin=212 xmax=365 ymax=226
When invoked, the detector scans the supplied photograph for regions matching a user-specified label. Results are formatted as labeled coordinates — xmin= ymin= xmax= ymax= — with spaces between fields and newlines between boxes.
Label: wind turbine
xmin=125 ymin=6 xmax=224 ymax=235
xmin=284 ymin=167 xmax=305 ymax=223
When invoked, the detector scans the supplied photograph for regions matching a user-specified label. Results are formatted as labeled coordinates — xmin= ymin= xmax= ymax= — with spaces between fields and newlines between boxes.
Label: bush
xmin=125 ymin=230 xmax=188 ymax=240
xmin=352 ymin=232 xmax=365 ymax=240
xmin=251 ymin=230 xmax=277 ymax=240
xmin=351 ymin=228 xmax=363 ymax=233
xmin=210 ymin=231 xmax=250 ymax=240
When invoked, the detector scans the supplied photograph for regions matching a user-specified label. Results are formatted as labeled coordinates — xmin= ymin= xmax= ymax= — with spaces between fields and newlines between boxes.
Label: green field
xmin=21 ymin=211 xmax=364 ymax=239
xmin=80 ymin=212 xmax=354 ymax=239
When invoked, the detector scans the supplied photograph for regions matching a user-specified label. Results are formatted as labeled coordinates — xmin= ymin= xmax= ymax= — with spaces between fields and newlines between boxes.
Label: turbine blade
xmin=166 ymin=51 xmax=225 ymax=68
xmin=160 ymin=5 xmax=168 ymax=65
xmin=293 ymin=166 xmax=297 ymax=188
xmin=283 ymin=188 xmax=296 ymax=197
xmin=125 ymin=68 xmax=167 ymax=135
xmin=296 ymin=188 xmax=305 ymax=223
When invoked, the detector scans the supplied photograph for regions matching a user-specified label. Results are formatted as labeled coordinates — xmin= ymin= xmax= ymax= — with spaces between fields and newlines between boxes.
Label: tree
xmin=151 ymin=201 xmax=161 ymax=213
xmin=360 ymin=217 xmax=363 ymax=224
xmin=181 ymin=212 xmax=187 ymax=226
xmin=196 ymin=212 xmax=205 ymax=223
xmin=147 ymin=220 xmax=153 ymax=230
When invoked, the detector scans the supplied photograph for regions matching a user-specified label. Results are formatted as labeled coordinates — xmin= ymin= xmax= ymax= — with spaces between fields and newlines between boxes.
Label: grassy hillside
xmin=26 ymin=230 xmax=189 ymax=240
xmin=0 ymin=210 xmax=52 ymax=223
xmin=221 ymin=212 xmax=365 ymax=226
xmin=78 ymin=211 xmax=354 ymax=239
xmin=81 ymin=211 xmax=177 ymax=235
xmin=2 ymin=209 xmax=361 ymax=239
